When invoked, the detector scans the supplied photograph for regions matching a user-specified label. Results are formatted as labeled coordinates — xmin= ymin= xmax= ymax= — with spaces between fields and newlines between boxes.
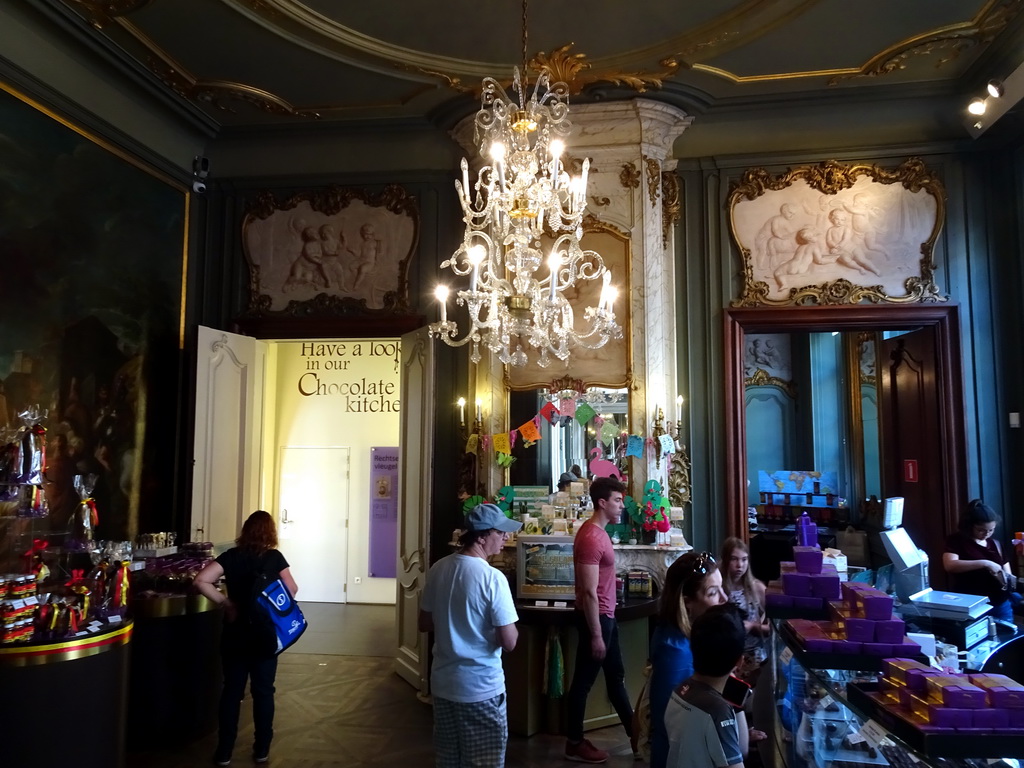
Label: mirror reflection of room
xmin=744 ymin=329 xmax=913 ymax=581
xmin=508 ymin=386 xmax=628 ymax=494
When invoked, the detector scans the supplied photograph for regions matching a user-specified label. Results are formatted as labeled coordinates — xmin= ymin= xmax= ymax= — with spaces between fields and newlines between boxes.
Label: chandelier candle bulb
xmin=676 ymin=395 xmax=684 ymax=424
xmin=457 ymin=397 xmax=466 ymax=426
xmin=548 ymin=253 xmax=559 ymax=299
xmin=435 ymin=285 xmax=449 ymax=325
xmin=476 ymin=399 xmax=482 ymax=421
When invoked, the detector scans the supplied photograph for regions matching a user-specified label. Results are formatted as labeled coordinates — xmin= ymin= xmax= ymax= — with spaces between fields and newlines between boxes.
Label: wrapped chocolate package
xmin=68 ymin=473 xmax=99 ymax=543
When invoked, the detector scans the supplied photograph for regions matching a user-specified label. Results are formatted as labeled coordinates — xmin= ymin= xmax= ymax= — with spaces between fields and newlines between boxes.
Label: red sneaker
xmin=565 ymin=739 xmax=609 ymax=764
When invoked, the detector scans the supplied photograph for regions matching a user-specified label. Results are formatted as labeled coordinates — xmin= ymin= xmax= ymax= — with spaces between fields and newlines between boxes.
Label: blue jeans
xmin=566 ymin=613 xmax=634 ymax=742
xmin=217 ymin=648 xmax=279 ymax=756
xmin=990 ymin=599 xmax=1013 ymax=622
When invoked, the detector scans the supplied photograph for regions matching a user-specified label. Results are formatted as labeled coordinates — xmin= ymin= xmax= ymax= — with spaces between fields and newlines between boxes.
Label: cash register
xmin=880 ymin=526 xmax=994 ymax=648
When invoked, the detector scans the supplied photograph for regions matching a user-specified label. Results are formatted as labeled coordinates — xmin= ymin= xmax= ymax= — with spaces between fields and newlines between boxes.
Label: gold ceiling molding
xmin=63 ymin=0 xmax=152 ymax=28
xmin=828 ymin=0 xmax=1024 ymax=85
xmin=150 ymin=58 xmax=321 ymax=118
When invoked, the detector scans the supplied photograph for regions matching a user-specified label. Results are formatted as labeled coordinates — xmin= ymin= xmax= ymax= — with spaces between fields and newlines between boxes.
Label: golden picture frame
xmin=728 ymin=158 xmax=946 ymax=306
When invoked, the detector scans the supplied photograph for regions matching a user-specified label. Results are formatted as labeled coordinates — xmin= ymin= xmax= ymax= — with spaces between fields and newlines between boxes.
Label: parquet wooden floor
xmin=126 ymin=604 xmax=637 ymax=767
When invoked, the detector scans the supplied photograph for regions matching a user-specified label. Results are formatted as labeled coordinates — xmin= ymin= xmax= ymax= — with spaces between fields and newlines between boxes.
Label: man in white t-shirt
xmin=419 ymin=503 xmax=522 ymax=767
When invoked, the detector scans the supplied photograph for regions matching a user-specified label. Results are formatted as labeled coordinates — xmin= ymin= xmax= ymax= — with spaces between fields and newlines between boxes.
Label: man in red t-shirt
xmin=565 ymin=476 xmax=634 ymax=764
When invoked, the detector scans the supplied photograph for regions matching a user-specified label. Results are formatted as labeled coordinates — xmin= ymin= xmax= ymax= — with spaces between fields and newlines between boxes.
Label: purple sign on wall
xmin=368 ymin=447 xmax=399 ymax=578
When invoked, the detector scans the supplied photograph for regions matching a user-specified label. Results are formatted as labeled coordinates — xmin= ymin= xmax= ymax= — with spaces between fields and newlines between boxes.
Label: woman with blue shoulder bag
xmin=195 ymin=510 xmax=299 ymax=766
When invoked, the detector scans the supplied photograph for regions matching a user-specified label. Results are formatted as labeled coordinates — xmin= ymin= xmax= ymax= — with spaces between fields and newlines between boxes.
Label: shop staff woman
xmin=943 ymin=499 xmax=1018 ymax=622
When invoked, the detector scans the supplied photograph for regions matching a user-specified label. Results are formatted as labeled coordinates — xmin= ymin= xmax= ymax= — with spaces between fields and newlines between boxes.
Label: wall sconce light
xmin=968 ymin=98 xmax=987 ymax=116
xmin=457 ymin=397 xmax=466 ymax=426
xmin=475 ymin=398 xmax=483 ymax=423
xmin=987 ymin=79 xmax=1005 ymax=98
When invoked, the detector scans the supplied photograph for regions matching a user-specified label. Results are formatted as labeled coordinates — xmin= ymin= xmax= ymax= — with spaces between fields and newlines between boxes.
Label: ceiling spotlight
xmin=987 ymin=79 xmax=1005 ymax=98
xmin=968 ymin=98 xmax=987 ymax=116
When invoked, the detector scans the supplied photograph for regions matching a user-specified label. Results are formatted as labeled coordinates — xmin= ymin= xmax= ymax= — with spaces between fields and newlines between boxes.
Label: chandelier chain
xmin=521 ymin=0 xmax=529 ymax=77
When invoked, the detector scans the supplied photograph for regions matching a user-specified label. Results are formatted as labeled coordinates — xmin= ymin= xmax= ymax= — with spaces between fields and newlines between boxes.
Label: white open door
xmin=394 ymin=327 xmax=434 ymax=694
xmin=191 ymin=326 xmax=267 ymax=547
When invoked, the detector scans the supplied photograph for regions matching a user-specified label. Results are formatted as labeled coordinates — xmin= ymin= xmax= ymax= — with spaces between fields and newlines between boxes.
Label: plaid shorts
xmin=433 ymin=692 xmax=508 ymax=768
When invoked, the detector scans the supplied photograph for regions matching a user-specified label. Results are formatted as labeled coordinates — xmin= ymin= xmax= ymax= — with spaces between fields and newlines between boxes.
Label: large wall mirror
xmin=507 ymin=383 xmax=629 ymax=493
xmin=744 ymin=330 xmax=890 ymax=514
xmin=725 ymin=305 xmax=967 ymax=582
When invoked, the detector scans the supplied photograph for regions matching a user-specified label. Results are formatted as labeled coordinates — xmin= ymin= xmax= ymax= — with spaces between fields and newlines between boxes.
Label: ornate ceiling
xmin=48 ymin=0 xmax=1024 ymax=135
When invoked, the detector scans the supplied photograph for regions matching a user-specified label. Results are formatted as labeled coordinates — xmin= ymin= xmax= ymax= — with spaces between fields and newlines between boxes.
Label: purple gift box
xmin=844 ymin=618 xmax=875 ymax=643
xmin=875 ymin=619 xmax=906 ymax=644
xmin=765 ymin=592 xmax=793 ymax=608
xmin=864 ymin=642 xmax=894 ymax=656
xmin=832 ymin=639 xmax=862 ymax=653
xmin=810 ymin=574 xmax=841 ymax=600
xmin=905 ymin=667 xmax=939 ymax=693
xmin=928 ymin=706 xmax=973 ymax=728
xmin=940 ymin=685 xmax=987 ymax=709
xmin=782 ymin=573 xmax=811 ymax=596
xmin=804 ymin=637 xmax=833 ymax=653
xmin=793 ymin=546 xmax=823 ymax=574
xmin=862 ymin=594 xmax=894 ymax=621
xmin=972 ymin=708 xmax=1010 ymax=728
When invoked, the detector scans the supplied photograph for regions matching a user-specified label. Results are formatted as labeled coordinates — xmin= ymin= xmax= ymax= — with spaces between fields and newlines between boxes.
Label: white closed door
xmin=277 ymin=446 xmax=350 ymax=603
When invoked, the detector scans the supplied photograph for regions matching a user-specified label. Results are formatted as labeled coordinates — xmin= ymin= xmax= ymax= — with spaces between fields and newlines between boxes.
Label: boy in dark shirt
xmin=665 ymin=604 xmax=750 ymax=768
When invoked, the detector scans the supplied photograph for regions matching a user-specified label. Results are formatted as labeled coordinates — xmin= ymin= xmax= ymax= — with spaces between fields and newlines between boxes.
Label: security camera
xmin=192 ymin=155 xmax=210 ymax=179
xmin=192 ymin=180 xmax=207 ymax=194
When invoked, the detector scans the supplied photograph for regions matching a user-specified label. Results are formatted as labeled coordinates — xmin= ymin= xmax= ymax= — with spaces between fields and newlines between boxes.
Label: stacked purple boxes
xmin=874 ymin=659 xmax=1024 ymax=733
xmin=782 ymin=581 xmax=923 ymax=658
xmin=765 ymin=546 xmax=842 ymax=612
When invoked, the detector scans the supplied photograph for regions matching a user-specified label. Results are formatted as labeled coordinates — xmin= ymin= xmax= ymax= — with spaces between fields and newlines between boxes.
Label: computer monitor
xmin=880 ymin=527 xmax=924 ymax=570
xmin=880 ymin=527 xmax=928 ymax=601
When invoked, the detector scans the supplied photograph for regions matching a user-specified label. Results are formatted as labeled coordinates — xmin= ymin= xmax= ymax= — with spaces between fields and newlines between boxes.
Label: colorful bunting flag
xmin=560 ymin=398 xmax=577 ymax=417
xmin=540 ymin=402 xmax=560 ymax=424
xmin=659 ymin=434 xmax=676 ymax=455
xmin=575 ymin=402 xmax=596 ymax=425
xmin=519 ymin=418 xmax=541 ymax=443
xmin=626 ymin=434 xmax=644 ymax=458
xmin=493 ymin=432 xmax=511 ymax=454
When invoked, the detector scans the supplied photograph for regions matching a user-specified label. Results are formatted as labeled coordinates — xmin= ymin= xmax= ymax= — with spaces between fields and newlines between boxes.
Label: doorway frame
xmin=723 ymin=304 xmax=967 ymax=540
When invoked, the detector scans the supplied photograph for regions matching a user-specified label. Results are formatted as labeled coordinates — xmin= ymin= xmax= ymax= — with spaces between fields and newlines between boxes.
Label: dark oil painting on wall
xmin=0 ymin=82 xmax=186 ymax=544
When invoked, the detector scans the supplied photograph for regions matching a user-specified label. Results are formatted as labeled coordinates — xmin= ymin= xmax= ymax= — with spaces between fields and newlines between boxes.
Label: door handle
xmin=282 ymin=509 xmax=291 ymax=524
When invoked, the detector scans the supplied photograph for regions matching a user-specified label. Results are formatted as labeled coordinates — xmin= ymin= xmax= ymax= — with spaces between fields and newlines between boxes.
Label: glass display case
xmin=766 ymin=619 xmax=1024 ymax=768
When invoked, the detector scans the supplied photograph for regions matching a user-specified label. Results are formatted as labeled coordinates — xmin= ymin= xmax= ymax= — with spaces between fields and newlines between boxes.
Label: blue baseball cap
xmin=466 ymin=503 xmax=522 ymax=533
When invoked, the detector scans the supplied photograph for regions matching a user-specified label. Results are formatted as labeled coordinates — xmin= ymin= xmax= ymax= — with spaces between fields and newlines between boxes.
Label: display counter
xmin=766 ymin=618 xmax=1024 ymax=768
xmin=503 ymin=596 xmax=657 ymax=737
xmin=126 ymin=593 xmax=223 ymax=751
xmin=0 ymin=620 xmax=133 ymax=768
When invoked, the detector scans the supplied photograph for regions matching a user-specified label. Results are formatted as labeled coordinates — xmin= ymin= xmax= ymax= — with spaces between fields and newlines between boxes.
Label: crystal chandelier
xmin=429 ymin=13 xmax=621 ymax=367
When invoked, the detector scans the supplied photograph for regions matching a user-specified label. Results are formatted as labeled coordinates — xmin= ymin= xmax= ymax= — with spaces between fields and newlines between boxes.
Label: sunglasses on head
xmin=686 ymin=551 xmax=716 ymax=578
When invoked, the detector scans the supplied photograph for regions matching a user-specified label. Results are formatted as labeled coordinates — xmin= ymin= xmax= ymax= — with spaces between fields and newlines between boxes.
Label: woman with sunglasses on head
xmin=720 ymin=537 xmax=769 ymax=682
xmin=647 ymin=551 xmax=727 ymax=768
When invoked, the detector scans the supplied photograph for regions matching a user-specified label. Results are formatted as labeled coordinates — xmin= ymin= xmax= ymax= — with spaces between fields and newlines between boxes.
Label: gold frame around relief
xmin=504 ymin=215 xmax=634 ymax=392
xmin=241 ymin=185 xmax=419 ymax=317
xmin=728 ymin=158 xmax=946 ymax=307
xmin=744 ymin=368 xmax=797 ymax=398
